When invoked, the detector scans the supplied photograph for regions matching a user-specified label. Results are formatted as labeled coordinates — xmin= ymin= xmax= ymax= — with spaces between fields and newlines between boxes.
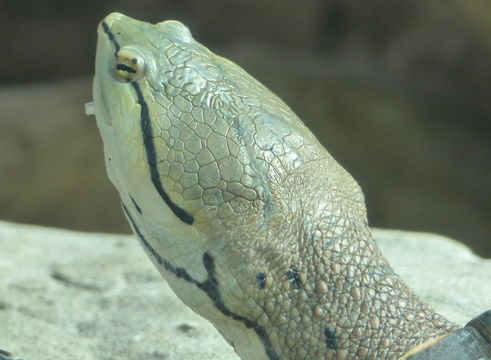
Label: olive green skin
xmin=92 ymin=13 xmax=461 ymax=360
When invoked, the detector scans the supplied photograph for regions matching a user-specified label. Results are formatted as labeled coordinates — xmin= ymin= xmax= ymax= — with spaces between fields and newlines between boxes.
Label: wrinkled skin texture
xmin=91 ymin=13 xmax=457 ymax=360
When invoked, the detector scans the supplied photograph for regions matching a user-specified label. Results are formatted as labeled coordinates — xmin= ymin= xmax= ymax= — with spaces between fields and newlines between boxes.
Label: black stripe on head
xmin=131 ymin=83 xmax=194 ymax=224
xmin=101 ymin=20 xmax=194 ymax=225
xmin=101 ymin=21 xmax=120 ymax=54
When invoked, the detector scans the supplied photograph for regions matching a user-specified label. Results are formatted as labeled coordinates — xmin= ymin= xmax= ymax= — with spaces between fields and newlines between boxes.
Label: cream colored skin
xmin=89 ymin=13 xmax=457 ymax=360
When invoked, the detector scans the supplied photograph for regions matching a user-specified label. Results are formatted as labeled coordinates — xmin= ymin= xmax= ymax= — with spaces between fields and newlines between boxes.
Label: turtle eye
xmin=113 ymin=47 xmax=145 ymax=83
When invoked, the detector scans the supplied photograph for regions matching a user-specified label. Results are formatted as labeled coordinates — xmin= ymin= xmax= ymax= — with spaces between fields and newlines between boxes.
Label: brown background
xmin=0 ymin=0 xmax=490 ymax=256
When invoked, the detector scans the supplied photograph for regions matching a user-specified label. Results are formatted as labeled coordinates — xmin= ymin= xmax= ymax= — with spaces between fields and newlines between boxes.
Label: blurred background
xmin=0 ymin=0 xmax=490 ymax=256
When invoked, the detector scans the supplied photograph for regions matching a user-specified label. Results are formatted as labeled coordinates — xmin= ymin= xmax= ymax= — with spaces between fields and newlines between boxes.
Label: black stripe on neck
xmin=122 ymin=203 xmax=278 ymax=360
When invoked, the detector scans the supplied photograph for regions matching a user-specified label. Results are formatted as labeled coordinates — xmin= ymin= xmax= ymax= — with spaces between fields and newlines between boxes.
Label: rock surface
xmin=0 ymin=221 xmax=489 ymax=360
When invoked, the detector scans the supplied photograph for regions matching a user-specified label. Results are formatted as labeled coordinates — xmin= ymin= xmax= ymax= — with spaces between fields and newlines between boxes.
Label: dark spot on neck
xmin=286 ymin=264 xmax=301 ymax=289
xmin=256 ymin=272 xmax=267 ymax=288
xmin=324 ymin=327 xmax=338 ymax=350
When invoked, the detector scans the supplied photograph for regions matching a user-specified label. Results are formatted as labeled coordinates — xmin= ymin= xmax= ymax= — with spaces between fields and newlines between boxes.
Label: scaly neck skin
xmin=210 ymin=160 xmax=458 ymax=360
xmin=216 ymin=222 xmax=458 ymax=360
xmin=292 ymin=230 xmax=457 ymax=359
